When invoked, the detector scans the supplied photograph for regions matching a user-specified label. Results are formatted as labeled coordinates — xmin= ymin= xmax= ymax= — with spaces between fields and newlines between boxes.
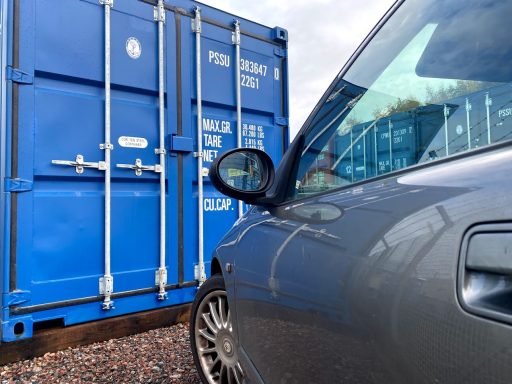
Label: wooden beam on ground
xmin=0 ymin=303 xmax=191 ymax=365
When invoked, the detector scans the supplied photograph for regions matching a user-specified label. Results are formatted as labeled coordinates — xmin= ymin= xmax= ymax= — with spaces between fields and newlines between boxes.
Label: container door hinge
xmin=275 ymin=117 xmax=289 ymax=126
xmin=4 ymin=290 xmax=31 ymax=306
xmin=274 ymin=48 xmax=287 ymax=58
xmin=4 ymin=178 xmax=33 ymax=192
xmin=6 ymin=66 xmax=33 ymax=84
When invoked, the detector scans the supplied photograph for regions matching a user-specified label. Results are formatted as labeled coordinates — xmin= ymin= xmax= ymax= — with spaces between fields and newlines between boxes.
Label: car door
xmin=216 ymin=1 xmax=512 ymax=382
xmin=232 ymin=147 xmax=512 ymax=384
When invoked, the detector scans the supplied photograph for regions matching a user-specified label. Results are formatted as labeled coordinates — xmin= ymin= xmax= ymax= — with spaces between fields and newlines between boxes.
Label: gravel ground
xmin=0 ymin=323 xmax=201 ymax=384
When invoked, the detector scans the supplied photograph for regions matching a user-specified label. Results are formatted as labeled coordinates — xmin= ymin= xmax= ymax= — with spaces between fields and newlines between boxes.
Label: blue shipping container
xmin=0 ymin=0 xmax=289 ymax=342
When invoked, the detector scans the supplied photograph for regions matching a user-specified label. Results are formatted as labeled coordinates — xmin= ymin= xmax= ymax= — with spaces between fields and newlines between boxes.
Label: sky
xmin=200 ymin=0 xmax=396 ymax=138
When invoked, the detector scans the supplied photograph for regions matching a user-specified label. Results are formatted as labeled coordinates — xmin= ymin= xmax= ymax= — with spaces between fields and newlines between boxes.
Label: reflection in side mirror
xmin=219 ymin=152 xmax=265 ymax=192
xmin=209 ymin=148 xmax=275 ymax=204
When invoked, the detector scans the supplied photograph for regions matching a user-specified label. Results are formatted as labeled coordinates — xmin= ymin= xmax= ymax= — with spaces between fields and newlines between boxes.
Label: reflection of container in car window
xmin=424 ymin=84 xmax=512 ymax=156
xmin=332 ymin=105 xmax=444 ymax=182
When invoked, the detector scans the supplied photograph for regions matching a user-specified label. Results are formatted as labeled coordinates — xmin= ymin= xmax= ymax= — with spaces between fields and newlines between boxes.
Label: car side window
xmin=290 ymin=1 xmax=512 ymax=201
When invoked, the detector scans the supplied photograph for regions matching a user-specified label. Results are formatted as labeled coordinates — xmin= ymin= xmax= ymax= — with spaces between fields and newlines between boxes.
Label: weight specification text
xmin=202 ymin=118 xmax=267 ymax=162
xmin=242 ymin=123 xmax=265 ymax=151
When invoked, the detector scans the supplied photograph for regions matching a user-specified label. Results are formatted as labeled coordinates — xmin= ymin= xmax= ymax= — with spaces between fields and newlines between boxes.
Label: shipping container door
xmin=11 ymin=0 xmax=172 ymax=324
xmin=3 ymin=0 xmax=288 ymax=341
xmin=176 ymin=6 xmax=288 ymax=275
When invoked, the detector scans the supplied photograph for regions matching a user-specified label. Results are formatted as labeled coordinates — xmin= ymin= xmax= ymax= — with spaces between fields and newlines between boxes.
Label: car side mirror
xmin=209 ymin=148 xmax=275 ymax=204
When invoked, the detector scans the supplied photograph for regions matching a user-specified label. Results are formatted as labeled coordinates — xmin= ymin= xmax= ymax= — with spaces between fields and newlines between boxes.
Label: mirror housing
xmin=209 ymin=148 xmax=275 ymax=204
xmin=209 ymin=134 xmax=305 ymax=207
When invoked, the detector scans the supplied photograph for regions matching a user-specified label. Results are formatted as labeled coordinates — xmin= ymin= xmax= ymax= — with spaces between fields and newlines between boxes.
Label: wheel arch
xmin=211 ymin=257 xmax=222 ymax=277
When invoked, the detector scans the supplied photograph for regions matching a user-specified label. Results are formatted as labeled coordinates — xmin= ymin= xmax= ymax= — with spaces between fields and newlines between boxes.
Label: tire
xmin=190 ymin=275 xmax=244 ymax=384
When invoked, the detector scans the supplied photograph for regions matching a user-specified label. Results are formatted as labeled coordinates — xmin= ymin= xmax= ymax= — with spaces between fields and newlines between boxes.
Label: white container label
xmin=126 ymin=37 xmax=142 ymax=59
xmin=118 ymin=136 xmax=148 ymax=149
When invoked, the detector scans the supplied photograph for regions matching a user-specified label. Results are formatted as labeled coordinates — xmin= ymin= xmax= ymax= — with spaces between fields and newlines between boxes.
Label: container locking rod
xmin=444 ymin=104 xmax=450 ymax=157
xmin=233 ymin=20 xmax=243 ymax=219
xmin=155 ymin=0 xmax=168 ymax=300
xmin=485 ymin=93 xmax=492 ymax=145
xmin=466 ymin=98 xmax=472 ymax=150
xmin=100 ymin=0 xmax=114 ymax=310
xmin=194 ymin=7 xmax=206 ymax=285
xmin=388 ymin=120 xmax=393 ymax=172
xmin=350 ymin=127 xmax=354 ymax=182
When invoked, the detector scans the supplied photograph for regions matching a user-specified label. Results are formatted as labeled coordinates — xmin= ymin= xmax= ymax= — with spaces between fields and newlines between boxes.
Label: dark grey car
xmin=190 ymin=0 xmax=512 ymax=382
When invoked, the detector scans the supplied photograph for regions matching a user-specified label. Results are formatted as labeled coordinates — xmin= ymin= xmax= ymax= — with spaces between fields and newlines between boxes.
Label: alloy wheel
xmin=194 ymin=289 xmax=244 ymax=384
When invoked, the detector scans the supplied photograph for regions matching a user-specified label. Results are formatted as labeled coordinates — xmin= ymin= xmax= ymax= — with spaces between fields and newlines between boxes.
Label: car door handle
xmin=466 ymin=233 xmax=512 ymax=275
xmin=458 ymin=225 xmax=512 ymax=325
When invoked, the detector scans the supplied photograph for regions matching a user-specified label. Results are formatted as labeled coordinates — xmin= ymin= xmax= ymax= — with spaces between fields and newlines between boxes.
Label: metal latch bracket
xmin=192 ymin=7 xmax=202 ymax=33
xmin=153 ymin=3 xmax=166 ymax=23
xmin=232 ymin=20 xmax=241 ymax=45
xmin=155 ymin=268 xmax=168 ymax=286
xmin=99 ymin=275 xmax=114 ymax=295
xmin=99 ymin=0 xmax=113 ymax=7
xmin=99 ymin=143 xmax=114 ymax=150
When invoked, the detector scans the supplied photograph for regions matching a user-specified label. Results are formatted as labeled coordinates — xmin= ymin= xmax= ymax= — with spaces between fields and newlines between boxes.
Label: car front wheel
xmin=190 ymin=274 xmax=244 ymax=384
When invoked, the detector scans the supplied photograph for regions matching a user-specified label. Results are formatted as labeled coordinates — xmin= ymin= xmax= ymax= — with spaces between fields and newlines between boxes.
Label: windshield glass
xmin=292 ymin=0 xmax=512 ymax=199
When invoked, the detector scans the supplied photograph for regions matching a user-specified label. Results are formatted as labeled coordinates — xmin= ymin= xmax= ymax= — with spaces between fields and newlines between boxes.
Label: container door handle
xmin=52 ymin=154 xmax=107 ymax=174
xmin=116 ymin=158 xmax=162 ymax=176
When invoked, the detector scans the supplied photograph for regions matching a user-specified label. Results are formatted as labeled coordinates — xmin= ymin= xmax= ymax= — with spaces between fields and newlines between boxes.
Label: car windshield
xmin=293 ymin=0 xmax=512 ymax=199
